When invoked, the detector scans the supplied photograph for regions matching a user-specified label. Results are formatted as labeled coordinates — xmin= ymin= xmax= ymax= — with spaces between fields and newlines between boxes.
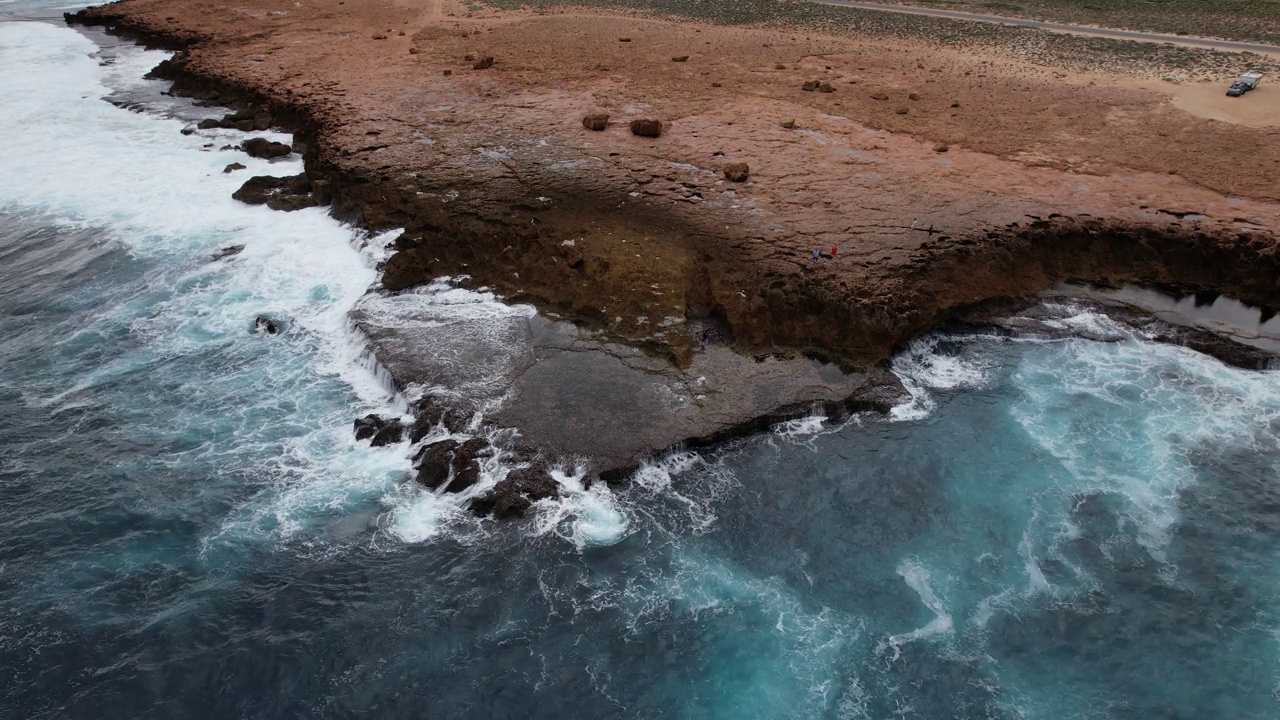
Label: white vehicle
xmin=1227 ymin=72 xmax=1264 ymax=97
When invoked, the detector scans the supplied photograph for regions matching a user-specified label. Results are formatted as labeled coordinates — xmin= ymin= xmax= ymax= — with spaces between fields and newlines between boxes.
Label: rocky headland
xmin=66 ymin=0 xmax=1280 ymax=510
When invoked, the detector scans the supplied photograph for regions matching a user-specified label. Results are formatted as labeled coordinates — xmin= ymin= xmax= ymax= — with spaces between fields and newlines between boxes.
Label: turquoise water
xmin=3 ymin=13 xmax=1280 ymax=719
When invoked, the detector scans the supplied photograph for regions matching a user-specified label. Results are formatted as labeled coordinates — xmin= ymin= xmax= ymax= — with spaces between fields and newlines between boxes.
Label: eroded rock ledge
xmin=65 ymin=0 xmax=1280 ymax=486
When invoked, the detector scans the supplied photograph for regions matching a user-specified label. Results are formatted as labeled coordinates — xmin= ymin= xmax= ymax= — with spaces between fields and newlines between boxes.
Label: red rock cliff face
xmin=69 ymin=0 xmax=1280 ymax=368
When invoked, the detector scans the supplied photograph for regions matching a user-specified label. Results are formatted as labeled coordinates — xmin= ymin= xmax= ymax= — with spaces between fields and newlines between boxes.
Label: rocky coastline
xmin=64 ymin=0 xmax=1280 ymax=515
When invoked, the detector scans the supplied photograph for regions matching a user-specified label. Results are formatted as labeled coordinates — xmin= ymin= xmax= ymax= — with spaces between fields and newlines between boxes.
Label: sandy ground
xmin=1143 ymin=78 xmax=1279 ymax=128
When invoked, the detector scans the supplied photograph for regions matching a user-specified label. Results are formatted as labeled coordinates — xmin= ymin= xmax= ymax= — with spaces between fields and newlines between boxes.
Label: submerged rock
xmin=253 ymin=316 xmax=279 ymax=335
xmin=211 ymin=244 xmax=244 ymax=260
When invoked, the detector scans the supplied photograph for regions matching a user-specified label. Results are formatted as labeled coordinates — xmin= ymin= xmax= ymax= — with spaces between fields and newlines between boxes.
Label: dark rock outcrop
xmin=471 ymin=466 xmax=560 ymax=519
xmin=232 ymin=174 xmax=327 ymax=211
xmin=354 ymin=414 xmax=405 ymax=446
xmin=472 ymin=56 xmax=494 ymax=70
xmin=414 ymin=439 xmax=459 ymax=489
xmin=241 ymin=137 xmax=291 ymax=159
xmin=409 ymin=396 xmax=472 ymax=441
xmin=447 ymin=437 xmax=489 ymax=493
xmin=223 ymin=162 xmax=246 ymax=173
xmin=412 ymin=437 xmax=489 ymax=491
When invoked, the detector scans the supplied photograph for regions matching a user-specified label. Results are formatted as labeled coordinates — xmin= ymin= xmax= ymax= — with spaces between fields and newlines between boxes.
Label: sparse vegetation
xmin=883 ymin=0 xmax=1280 ymax=46
xmin=479 ymin=0 xmax=1280 ymax=79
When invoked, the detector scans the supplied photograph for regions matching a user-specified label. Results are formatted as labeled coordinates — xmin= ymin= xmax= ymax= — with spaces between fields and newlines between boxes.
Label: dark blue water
xmin=3 ymin=14 xmax=1280 ymax=720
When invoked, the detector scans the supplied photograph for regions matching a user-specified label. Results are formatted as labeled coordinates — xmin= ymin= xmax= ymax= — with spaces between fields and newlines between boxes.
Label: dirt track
xmin=812 ymin=0 xmax=1280 ymax=57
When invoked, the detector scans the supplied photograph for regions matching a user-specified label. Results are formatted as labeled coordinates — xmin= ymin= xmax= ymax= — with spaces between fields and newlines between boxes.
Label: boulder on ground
xmin=723 ymin=162 xmax=750 ymax=182
xmin=908 ymin=92 xmax=921 ymax=101
xmin=671 ymin=55 xmax=689 ymax=62
xmin=801 ymin=80 xmax=820 ymax=91
xmin=629 ymin=118 xmax=663 ymax=137
xmin=241 ymin=137 xmax=292 ymax=159
xmin=870 ymin=92 xmax=888 ymax=101
xmin=472 ymin=56 xmax=494 ymax=70
xmin=582 ymin=113 xmax=609 ymax=131
xmin=818 ymin=82 xmax=835 ymax=93
xmin=780 ymin=118 xmax=795 ymax=129
xmin=933 ymin=142 xmax=950 ymax=153
xmin=894 ymin=106 xmax=909 ymax=115
xmin=252 ymin=112 xmax=273 ymax=131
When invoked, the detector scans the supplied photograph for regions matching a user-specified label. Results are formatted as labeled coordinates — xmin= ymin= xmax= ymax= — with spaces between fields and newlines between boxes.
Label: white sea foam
xmin=889 ymin=336 xmax=993 ymax=421
xmin=527 ymin=467 xmax=630 ymax=551
xmin=1010 ymin=331 xmax=1280 ymax=567
xmin=628 ymin=450 xmax=738 ymax=535
xmin=880 ymin=560 xmax=954 ymax=660
xmin=772 ymin=413 xmax=830 ymax=441
xmin=0 ymin=23 xmax=413 ymax=548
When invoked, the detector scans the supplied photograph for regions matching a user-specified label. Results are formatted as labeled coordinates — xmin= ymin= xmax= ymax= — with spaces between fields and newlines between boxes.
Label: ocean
xmin=2 ymin=8 xmax=1279 ymax=719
